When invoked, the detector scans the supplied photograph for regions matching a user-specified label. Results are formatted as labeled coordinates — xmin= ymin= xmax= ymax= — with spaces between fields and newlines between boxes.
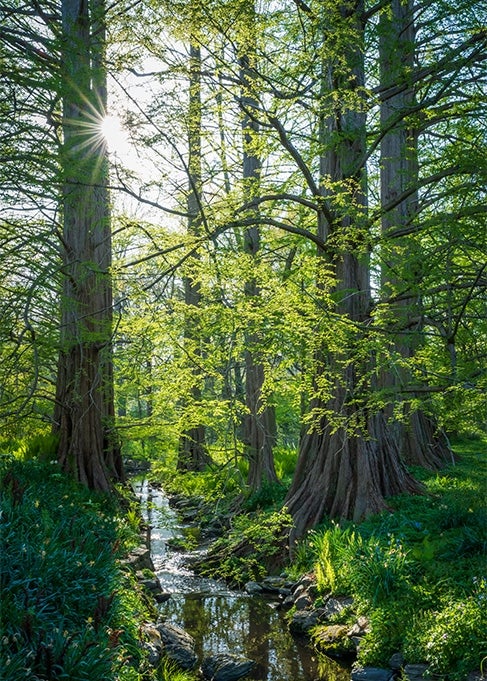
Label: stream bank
xmin=127 ymin=478 xmax=486 ymax=681
xmin=132 ymin=479 xmax=352 ymax=681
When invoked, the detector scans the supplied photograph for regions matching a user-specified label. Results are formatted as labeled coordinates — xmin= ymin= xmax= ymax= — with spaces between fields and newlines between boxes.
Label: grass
xmin=301 ymin=438 xmax=487 ymax=680
xmin=0 ymin=455 xmax=188 ymax=681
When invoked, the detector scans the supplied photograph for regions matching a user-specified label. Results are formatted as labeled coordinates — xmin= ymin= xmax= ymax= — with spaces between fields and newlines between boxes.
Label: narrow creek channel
xmin=134 ymin=479 xmax=351 ymax=681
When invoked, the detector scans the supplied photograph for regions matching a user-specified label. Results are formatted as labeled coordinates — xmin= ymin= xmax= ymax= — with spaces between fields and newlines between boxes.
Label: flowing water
xmin=134 ymin=479 xmax=351 ymax=681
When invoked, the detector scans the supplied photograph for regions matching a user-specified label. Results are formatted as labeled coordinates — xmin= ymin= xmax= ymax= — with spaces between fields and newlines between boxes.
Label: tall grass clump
xmin=0 ymin=455 xmax=158 ymax=680
xmin=312 ymin=523 xmax=354 ymax=596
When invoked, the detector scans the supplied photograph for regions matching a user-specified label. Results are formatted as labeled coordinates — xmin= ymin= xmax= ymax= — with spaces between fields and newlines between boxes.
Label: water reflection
xmin=134 ymin=479 xmax=351 ymax=681
xmin=161 ymin=593 xmax=352 ymax=681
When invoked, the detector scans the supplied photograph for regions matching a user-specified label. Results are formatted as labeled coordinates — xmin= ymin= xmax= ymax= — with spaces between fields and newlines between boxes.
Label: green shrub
xmin=199 ymin=507 xmax=293 ymax=585
xmin=312 ymin=524 xmax=412 ymax=606
xmin=244 ymin=480 xmax=286 ymax=511
xmin=20 ymin=432 xmax=59 ymax=462
xmin=349 ymin=535 xmax=412 ymax=607
xmin=356 ymin=601 xmax=413 ymax=665
xmin=403 ymin=585 xmax=487 ymax=680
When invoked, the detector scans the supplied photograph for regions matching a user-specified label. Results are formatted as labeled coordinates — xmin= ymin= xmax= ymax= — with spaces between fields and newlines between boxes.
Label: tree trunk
xmin=239 ymin=1 xmax=278 ymax=490
xmin=244 ymin=349 xmax=278 ymax=489
xmin=286 ymin=405 xmax=420 ymax=540
xmin=285 ymin=0 xmax=420 ymax=540
xmin=379 ymin=0 xmax=452 ymax=469
xmin=178 ymin=36 xmax=211 ymax=472
xmin=54 ymin=0 xmax=123 ymax=491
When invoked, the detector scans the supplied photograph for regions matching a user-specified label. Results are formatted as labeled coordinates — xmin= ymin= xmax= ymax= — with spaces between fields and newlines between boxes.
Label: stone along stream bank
xmin=130 ymin=479 xmax=353 ymax=681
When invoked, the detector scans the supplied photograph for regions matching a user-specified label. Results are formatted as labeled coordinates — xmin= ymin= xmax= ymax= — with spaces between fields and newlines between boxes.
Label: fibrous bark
xmin=239 ymin=0 xmax=278 ymax=490
xmin=178 ymin=38 xmax=211 ymax=472
xmin=379 ymin=0 xmax=452 ymax=469
xmin=285 ymin=0 xmax=421 ymax=540
xmin=54 ymin=0 xmax=123 ymax=491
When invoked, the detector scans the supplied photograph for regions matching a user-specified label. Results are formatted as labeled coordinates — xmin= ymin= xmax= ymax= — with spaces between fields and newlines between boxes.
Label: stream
xmin=134 ymin=479 xmax=351 ymax=681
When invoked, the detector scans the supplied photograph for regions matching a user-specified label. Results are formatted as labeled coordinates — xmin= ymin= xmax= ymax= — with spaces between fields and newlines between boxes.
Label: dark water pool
xmin=134 ymin=480 xmax=351 ymax=681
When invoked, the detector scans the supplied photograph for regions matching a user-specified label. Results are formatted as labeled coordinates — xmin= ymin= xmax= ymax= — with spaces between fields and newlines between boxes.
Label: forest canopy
xmin=0 ymin=0 xmax=486 ymax=535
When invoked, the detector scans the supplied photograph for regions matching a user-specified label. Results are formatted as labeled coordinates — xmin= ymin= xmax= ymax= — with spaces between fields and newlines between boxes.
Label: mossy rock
xmin=312 ymin=624 xmax=356 ymax=657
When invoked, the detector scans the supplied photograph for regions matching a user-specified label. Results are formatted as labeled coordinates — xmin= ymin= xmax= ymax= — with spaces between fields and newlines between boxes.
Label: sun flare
xmin=100 ymin=115 xmax=129 ymax=155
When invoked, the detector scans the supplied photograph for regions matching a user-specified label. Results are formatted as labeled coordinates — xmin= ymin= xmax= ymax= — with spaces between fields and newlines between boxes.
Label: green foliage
xmin=151 ymin=459 xmax=243 ymax=511
xmin=403 ymin=587 xmax=487 ymax=680
xmin=199 ymin=507 xmax=293 ymax=586
xmin=273 ymin=447 xmax=299 ymax=481
xmin=287 ymin=539 xmax=315 ymax=580
xmin=312 ymin=524 xmax=412 ymax=606
xmin=306 ymin=439 xmax=486 ymax=675
xmin=312 ymin=523 xmax=354 ymax=596
xmin=312 ymin=623 xmax=356 ymax=658
xmin=0 ymin=457 xmax=159 ymax=681
xmin=350 ymin=536 xmax=412 ymax=607
xmin=17 ymin=432 xmax=59 ymax=462
xmin=357 ymin=600 xmax=414 ymax=666
xmin=244 ymin=480 xmax=286 ymax=511
xmin=157 ymin=659 xmax=195 ymax=681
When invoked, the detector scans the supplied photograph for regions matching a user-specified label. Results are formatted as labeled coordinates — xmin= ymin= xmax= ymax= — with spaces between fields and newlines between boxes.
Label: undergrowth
xmin=195 ymin=507 xmax=293 ymax=585
xmin=144 ymin=438 xmax=486 ymax=678
xmin=299 ymin=439 xmax=487 ymax=680
xmin=150 ymin=459 xmax=242 ymax=512
xmin=0 ymin=455 xmax=186 ymax=681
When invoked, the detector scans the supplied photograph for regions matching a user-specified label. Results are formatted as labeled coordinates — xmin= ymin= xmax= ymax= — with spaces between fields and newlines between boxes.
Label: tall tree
xmin=284 ymin=0 xmax=420 ymax=540
xmin=378 ymin=0 xmax=451 ymax=469
xmin=177 ymin=10 xmax=211 ymax=471
xmin=54 ymin=0 xmax=123 ymax=490
xmin=238 ymin=0 xmax=279 ymax=490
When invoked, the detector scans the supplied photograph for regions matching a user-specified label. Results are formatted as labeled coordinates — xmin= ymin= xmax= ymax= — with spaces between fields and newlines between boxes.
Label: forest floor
xmin=1 ymin=436 xmax=485 ymax=680
xmin=0 ymin=455 xmax=171 ymax=681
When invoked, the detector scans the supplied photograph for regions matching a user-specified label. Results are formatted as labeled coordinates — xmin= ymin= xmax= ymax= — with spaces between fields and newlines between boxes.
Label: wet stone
xmin=201 ymin=653 xmax=255 ymax=681
xmin=466 ymin=671 xmax=487 ymax=681
xmin=323 ymin=596 xmax=353 ymax=618
xmin=154 ymin=592 xmax=171 ymax=604
xmin=351 ymin=666 xmax=394 ymax=681
xmin=313 ymin=624 xmax=355 ymax=657
xmin=261 ymin=576 xmax=290 ymax=593
xmin=140 ymin=624 xmax=163 ymax=666
xmin=403 ymin=664 xmax=429 ymax=680
xmin=140 ymin=578 xmax=161 ymax=592
xmin=156 ymin=622 xmax=198 ymax=670
xmin=289 ymin=607 xmax=328 ymax=636
xmin=348 ymin=616 xmax=369 ymax=637
xmin=281 ymin=594 xmax=295 ymax=611
xmin=245 ymin=581 xmax=264 ymax=595
xmin=389 ymin=652 xmax=404 ymax=670
xmin=124 ymin=546 xmax=154 ymax=572
xmin=294 ymin=594 xmax=313 ymax=610
xmin=291 ymin=574 xmax=315 ymax=593
xmin=142 ymin=640 xmax=161 ymax=667
xmin=135 ymin=571 xmax=162 ymax=594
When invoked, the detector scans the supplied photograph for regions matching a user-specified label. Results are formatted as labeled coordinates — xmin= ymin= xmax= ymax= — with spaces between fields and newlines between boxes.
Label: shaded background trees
xmin=1 ymin=0 xmax=63 ymax=444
